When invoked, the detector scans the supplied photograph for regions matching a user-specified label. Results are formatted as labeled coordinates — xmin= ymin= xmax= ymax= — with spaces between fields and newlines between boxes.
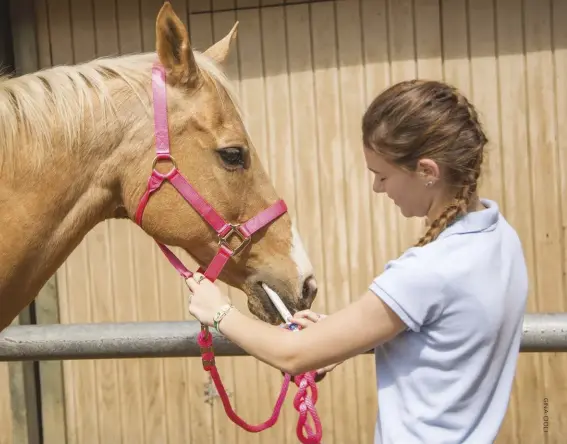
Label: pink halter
xmin=135 ymin=63 xmax=322 ymax=444
xmin=135 ymin=63 xmax=288 ymax=282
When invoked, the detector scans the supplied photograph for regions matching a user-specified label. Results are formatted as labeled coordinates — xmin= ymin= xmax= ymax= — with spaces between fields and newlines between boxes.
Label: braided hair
xmin=362 ymin=80 xmax=488 ymax=247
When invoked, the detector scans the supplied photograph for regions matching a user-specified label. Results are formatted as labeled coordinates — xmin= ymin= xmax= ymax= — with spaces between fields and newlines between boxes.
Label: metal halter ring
xmin=151 ymin=154 xmax=178 ymax=177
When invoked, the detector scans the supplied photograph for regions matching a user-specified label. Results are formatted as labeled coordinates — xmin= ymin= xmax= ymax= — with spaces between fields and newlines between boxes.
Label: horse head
xmin=118 ymin=3 xmax=317 ymax=324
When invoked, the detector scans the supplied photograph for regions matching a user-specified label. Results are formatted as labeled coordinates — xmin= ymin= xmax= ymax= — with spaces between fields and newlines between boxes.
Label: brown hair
xmin=362 ymin=79 xmax=488 ymax=247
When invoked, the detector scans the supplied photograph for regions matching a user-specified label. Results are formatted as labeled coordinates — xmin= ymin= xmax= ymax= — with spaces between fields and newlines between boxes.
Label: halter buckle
xmin=218 ymin=224 xmax=251 ymax=256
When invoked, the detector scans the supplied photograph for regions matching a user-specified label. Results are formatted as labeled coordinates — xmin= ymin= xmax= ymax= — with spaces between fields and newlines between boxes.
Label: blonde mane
xmin=0 ymin=50 xmax=241 ymax=172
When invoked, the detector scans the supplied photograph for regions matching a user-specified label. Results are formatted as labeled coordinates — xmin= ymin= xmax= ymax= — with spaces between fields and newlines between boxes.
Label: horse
xmin=0 ymin=2 xmax=318 ymax=332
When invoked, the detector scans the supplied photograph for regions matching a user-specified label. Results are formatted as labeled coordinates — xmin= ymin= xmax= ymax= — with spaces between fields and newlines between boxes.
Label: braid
xmin=415 ymin=92 xmax=487 ymax=247
xmin=415 ymin=200 xmax=464 ymax=247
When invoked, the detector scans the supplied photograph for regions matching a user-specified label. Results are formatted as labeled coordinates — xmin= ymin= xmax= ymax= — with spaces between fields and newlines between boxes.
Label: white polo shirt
xmin=369 ymin=199 xmax=528 ymax=444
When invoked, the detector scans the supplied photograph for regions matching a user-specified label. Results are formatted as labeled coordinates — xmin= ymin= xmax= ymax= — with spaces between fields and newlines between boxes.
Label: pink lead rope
xmin=135 ymin=62 xmax=323 ymax=443
xmin=197 ymin=322 xmax=323 ymax=442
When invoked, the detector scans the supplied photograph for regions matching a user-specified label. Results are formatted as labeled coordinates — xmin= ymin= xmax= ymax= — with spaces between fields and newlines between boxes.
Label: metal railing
xmin=1 ymin=313 xmax=566 ymax=361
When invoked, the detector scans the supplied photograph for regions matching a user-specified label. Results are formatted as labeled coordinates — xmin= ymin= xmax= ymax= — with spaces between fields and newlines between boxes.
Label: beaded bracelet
xmin=213 ymin=304 xmax=236 ymax=333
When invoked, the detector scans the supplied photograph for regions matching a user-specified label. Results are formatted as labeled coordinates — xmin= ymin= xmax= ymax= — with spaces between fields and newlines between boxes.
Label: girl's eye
xmin=217 ymin=147 xmax=245 ymax=169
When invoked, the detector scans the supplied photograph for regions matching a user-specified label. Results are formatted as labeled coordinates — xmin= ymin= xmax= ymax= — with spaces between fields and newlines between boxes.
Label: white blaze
xmin=290 ymin=223 xmax=314 ymax=282
xmin=261 ymin=223 xmax=314 ymax=322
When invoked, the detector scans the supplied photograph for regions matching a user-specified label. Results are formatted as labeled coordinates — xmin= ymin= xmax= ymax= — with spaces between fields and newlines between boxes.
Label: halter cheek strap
xmin=135 ymin=63 xmax=287 ymax=282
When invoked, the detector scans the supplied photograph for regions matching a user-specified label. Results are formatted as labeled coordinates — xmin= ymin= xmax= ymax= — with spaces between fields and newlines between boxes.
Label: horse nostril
xmin=302 ymin=275 xmax=318 ymax=302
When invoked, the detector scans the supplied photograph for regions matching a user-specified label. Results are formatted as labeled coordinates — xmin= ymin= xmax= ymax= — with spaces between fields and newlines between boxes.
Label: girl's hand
xmin=289 ymin=309 xmax=327 ymax=328
xmin=185 ymin=272 xmax=231 ymax=327
xmin=289 ymin=310 xmax=343 ymax=377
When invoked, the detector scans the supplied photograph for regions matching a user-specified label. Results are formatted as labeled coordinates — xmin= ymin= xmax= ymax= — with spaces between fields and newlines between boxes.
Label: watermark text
xmin=543 ymin=398 xmax=549 ymax=433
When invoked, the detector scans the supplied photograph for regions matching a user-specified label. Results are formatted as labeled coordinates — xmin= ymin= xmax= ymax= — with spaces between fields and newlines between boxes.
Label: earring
xmin=425 ymin=180 xmax=433 ymax=187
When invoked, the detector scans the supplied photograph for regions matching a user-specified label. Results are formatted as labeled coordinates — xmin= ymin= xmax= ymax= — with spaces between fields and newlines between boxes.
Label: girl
xmin=186 ymin=79 xmax=528 ymax=444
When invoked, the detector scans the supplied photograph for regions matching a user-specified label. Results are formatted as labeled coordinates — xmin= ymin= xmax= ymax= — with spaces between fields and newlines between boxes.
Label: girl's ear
xmin=417 ymin=159 xmax=441 ymax=184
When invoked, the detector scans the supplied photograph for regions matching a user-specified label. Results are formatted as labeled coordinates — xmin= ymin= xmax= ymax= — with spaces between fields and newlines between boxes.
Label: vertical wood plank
xmin=386 ymin=0 xmax=421 ymax=250
xmin=33 ymin=0 xmax=73 ymax=426
xmin=467 ymin=0 xmax=504 ymax=205
xmin=110 ymin=2 xmax=147 ymax=442
xmin=7 ymin=324 xmax=36 ymax=444
xmin=0 ymin=0 xmax=14 ymax=72
xmin=551 ymin=1 xmax=567 ymax=439
xmin=194 ymin=2 xmax=234 ymax=442
xmin=359 ymin=2 xmax=395 ymax=438
xmin=414 ymin=0 xmax=442 ymax=80
xmin=0 ymin=320 xmax=31 ymax=444
xmin=282 ymin=5 xmax=337 ymax=443
xmin=137 ymin=1 xmax=169 ymax=442
xmin=7 ymin=341 xmax=41 ymax=444
xmin=0 ymin=361 xmax=14 ymax=444
xmin=360 ymin=0 xmax=398 ymax=276
xmin=33 ymin=0 xmax=52 ymax=69
xmin=51 ymin=0 xmax=99 ymax=442
xmin=35 ymin=278 xmax=68 ymax=444
xmin=261 ymin=5 xmax=310 ymax=441
xmin=3 ymin=3 xmax=43 ymax=443
xmin=289 ymin=2 xmax=340 ymax=442
xmin=467 ymin=2 xmax=516 ymax=440
xmin=285 ymin=4 xmax=332 ymax=443
xmin=523 ymin=1 xmax=566 ymax=442
xmin=235 ymin=1 xmax=295 ymax=442
xmin=334 ymin=1 xmax=378 ymax=442
xmin=441 ymin=0 xmax=471 ymax=94
xmin=9 ymin=0 xmax=37 ymax=75
xmin=149 ymin=3 xmax=195 ymax=443
xmin=90 ymin=3 xmax=123 ymax=442
xmin=495 ymin=0 xmax=542 ymax=442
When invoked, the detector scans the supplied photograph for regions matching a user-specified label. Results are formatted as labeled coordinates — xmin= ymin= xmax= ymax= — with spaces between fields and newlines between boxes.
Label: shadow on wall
xmin=0 ymin=0 xmax=15 ymax=74
xmin=26 ymin=0 xmax=565 ymax=81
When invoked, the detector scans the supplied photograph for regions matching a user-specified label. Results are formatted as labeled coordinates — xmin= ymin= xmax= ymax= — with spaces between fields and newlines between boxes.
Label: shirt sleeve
xmin=369 ymin=249 xmax=447 ymax=332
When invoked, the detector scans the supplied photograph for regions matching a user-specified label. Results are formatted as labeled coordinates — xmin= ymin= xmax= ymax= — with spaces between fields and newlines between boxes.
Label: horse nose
xmin=302 ymin=275 xmax=318 ymax=305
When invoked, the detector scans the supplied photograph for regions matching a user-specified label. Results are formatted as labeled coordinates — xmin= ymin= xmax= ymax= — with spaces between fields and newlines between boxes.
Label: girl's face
xmin=363 ymin=147 xmax=439 ymax=219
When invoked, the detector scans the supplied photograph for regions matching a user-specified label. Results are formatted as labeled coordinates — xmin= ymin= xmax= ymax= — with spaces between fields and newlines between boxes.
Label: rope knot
xmin=292 ymin=371 xmax=323 ymax=444
xmin=197 ymin=329 xmax=213 ymax=347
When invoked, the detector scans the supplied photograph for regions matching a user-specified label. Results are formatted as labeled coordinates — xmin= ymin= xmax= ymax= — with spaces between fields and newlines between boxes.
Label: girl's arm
xmin=187 ymin=275 xmax=406 ymax=375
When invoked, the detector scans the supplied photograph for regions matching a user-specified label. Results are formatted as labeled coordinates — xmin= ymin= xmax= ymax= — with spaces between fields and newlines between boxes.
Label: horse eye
xmin=217 ymin=147 xmax=245 ymax=169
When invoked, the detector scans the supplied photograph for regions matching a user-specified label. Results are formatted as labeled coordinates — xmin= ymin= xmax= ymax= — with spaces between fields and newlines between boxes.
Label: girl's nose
xmin=373 ymin=177 xmax=384 ymax=193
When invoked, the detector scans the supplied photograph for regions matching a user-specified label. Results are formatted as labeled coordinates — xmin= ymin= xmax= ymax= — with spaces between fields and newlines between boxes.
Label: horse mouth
xmin=247 ymin=282 xmax=294 ymax=326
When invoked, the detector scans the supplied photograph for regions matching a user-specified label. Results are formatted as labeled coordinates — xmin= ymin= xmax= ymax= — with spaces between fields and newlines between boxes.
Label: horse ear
xmin=204 ymin=22 xmax=239 ymax=64
xmin=155 ymin=1 xmax=199 ymax=86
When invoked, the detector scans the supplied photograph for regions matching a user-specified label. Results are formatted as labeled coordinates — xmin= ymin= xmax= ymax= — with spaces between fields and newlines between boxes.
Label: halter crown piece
xmin=134 ymin=62 xmax=323 ymax=444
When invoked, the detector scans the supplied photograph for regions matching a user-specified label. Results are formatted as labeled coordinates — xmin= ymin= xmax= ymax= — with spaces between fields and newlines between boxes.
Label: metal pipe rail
xmin=0 ymin=313 xmax=566 ymax=362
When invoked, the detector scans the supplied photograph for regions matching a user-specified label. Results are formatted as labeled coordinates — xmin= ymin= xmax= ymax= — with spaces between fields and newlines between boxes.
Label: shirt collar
xmin=437 ymin=198 xmax=499 ymax=240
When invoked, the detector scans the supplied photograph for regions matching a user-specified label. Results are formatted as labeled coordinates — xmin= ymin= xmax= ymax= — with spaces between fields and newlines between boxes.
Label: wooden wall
xmin=2 ymin=0 xmax=567 ymax=443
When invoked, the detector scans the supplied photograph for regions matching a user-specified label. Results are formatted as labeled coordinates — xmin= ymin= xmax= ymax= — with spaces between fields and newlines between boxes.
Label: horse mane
xmin=0 ymin=51 xmax=241 ymax=171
